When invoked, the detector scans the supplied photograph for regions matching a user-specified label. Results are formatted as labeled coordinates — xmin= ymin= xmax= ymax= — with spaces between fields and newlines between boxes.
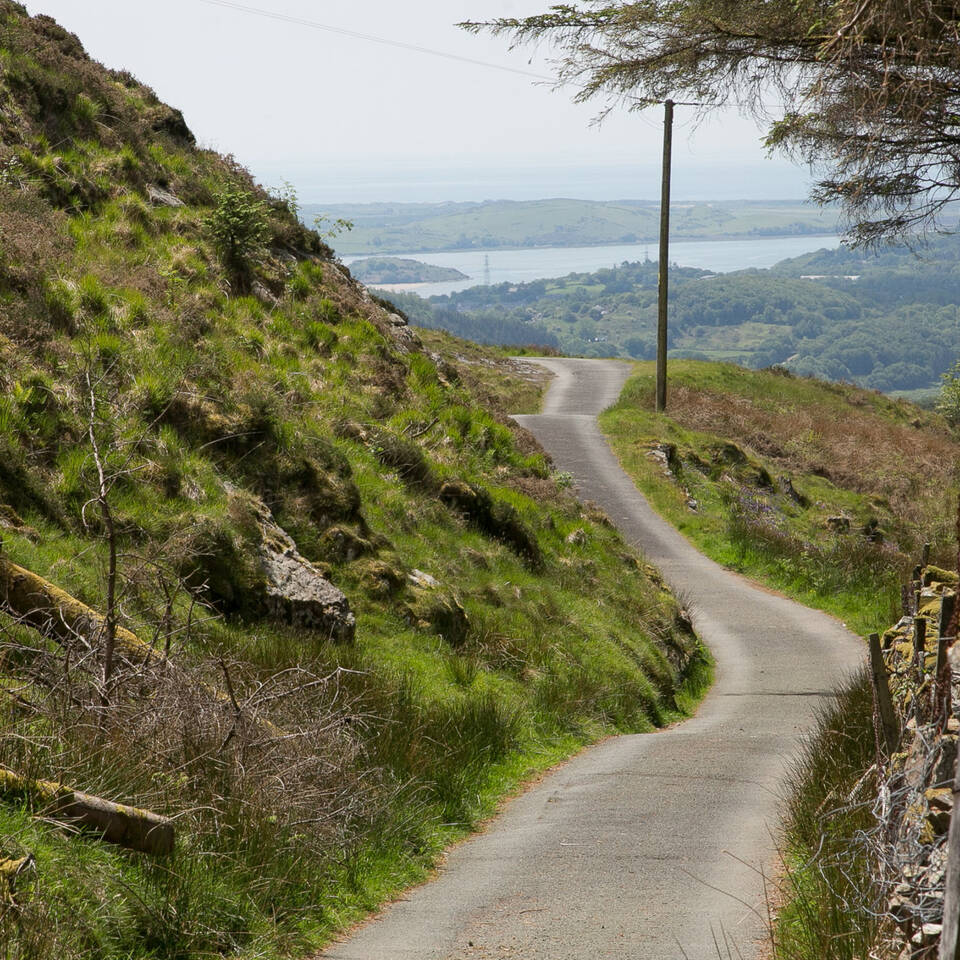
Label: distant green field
xmin=305 ymin=198 xmax=841 ymax=255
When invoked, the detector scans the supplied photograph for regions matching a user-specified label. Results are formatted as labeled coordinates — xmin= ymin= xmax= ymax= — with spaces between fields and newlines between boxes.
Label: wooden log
xmin=869 ymin=633 xmax=900 ymax=756
xmin=923 ymin=543 xmax=932 ymax=568
xmin=0 ymin=768 xmax=173 ymax=855
xmin=0 ymin=853 xmax=34 ymax=904
xmin=0 ymin=557 xmax=154 ymax=663
xmin=0 ymin=556 xmax=281 ymax=736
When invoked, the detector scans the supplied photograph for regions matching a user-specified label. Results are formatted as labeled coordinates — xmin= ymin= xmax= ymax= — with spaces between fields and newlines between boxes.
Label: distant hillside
xmin=349 ymin=256 xmax=468 ymax=284
xmin=308 ymin=198 xmax=841 ymax=255
xmin=376 ymin=239 xmax=960 ymax=393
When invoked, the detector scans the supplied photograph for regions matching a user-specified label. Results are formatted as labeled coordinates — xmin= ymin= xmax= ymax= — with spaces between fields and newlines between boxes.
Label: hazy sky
xmin=26 ymin=1 xmax=813 ymax=203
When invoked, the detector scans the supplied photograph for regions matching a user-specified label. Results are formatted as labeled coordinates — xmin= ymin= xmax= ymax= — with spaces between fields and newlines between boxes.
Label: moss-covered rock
xmin=353 ymin=558 xmax=406 ymax=597
xmin=404 ymin=583 xmax=470 ymax=647
xmin=439 ymin=479 xmax=542 ymax=569
xmin=923 ymin=565 xmax=959 ymax=587
xmin=320 ymin=525 xmax=373 ymax=564
xmin=715 ymin=441 xmax=747 ymax=465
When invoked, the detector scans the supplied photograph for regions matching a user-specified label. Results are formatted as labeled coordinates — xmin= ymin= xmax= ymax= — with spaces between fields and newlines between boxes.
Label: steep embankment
xmin=0 ymin=6 xmax=707 ymax=959
xmin=599 ymin=361 xmax=960 ymax=634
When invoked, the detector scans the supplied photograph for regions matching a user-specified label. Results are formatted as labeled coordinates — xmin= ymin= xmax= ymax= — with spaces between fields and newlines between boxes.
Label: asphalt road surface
xmin=320 ymin=357 xmax=865 ymax=960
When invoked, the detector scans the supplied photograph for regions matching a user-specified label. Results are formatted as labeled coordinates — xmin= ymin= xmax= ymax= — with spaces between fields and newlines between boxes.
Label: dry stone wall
xmin=866 ymin=561 xmax=958 ymax=959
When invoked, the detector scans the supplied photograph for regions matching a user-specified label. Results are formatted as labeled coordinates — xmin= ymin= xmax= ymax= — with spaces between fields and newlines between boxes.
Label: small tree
xmin=206 ymin=187 xmax=268 ymax=291
xmin=937 ymin=360 xmax=960 ymax=426
xmin=83 ymin=367 xmax=119 ymax=695
xmin=79 ymin=356 xmax=207 ymax=696
xmin=312 ymin=213 xmax=354 ymax=242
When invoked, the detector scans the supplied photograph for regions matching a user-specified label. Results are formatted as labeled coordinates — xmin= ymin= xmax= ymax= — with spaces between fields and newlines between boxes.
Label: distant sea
xmin=349 ymin=234 xmax=842 ymax=298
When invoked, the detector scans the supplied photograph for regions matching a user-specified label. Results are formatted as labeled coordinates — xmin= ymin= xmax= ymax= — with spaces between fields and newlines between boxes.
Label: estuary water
xmin=348 ymin=233 xmax=842 ymax=298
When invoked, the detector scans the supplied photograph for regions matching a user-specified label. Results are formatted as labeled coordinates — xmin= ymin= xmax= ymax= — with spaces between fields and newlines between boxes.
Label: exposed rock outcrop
xmin=251 ymin=497 xmax=355 ymax=643
xmin=146 ymin=184 xmax=183 ymax=207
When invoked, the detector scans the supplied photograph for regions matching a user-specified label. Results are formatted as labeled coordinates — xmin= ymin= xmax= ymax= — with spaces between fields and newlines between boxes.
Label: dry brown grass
xmin=0 ymin=615 xmax=384 ymax=857
xmin=666 ymin=383 xmax=960 ymax=532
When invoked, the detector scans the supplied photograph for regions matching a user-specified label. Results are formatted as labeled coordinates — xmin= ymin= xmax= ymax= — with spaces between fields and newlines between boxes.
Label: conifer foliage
xmin=463 ymin=1 xmax=960 ymax=244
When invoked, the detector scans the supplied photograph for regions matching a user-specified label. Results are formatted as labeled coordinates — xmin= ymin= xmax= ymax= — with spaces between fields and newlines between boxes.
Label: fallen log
xmin=0 ymin=556 xmax=283 ymax=740
xmin=0 ymin=557 xmax=154 ymax=663
xmin=0 ymin=768 xmax=173 ymax=855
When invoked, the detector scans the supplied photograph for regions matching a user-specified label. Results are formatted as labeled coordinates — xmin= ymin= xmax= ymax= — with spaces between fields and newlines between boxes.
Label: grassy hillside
xmin=312 ymin=198 xmax=840 ymax=256
xmin=599 ymin=362 xmax=960 ymax=634
xmin=0 ymin=6 xmax=709 ymax=958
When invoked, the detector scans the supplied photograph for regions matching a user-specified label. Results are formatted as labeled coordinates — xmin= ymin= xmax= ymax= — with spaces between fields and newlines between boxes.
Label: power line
xmin=197 ymin=1 xmax=792 ymax=115
xmin=196 ymin=0 xmax=558 ymax=83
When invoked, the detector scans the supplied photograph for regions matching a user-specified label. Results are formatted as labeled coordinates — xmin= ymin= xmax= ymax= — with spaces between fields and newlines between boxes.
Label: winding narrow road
xmin=321 ymin=358 xmax=864 ymax=960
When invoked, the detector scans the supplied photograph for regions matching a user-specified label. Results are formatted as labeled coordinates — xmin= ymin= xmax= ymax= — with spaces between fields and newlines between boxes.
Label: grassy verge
xmin=772 ymin=669 xmax=881 ymax=960
xmin=599 ymin=361 xmax=960 ymax=635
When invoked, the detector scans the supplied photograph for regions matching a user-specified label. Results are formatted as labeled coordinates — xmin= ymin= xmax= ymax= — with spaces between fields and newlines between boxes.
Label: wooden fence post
xmin=939 ymin=680 xmax=960 ymax=959
xmin=869 ymin=633 xmax=900 ymax=756
xmin=916 ymin=617 xmax=929 ymax=677
xmin=940 ymin=592 xmax=959 ymax=724
xmin=942 ymin=594 xmax=958 ymax=647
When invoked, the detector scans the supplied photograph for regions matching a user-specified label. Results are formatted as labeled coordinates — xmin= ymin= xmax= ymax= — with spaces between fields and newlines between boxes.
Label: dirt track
xmin=320 ymin=357 xmax=864 ymax=960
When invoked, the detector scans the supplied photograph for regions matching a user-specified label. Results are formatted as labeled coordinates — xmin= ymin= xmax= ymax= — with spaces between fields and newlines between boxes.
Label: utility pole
xmin=656 ymin=99 xmax=674 ymax=413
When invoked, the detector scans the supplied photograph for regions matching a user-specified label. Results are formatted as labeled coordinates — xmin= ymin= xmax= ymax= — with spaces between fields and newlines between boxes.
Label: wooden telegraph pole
xmin=656 ymin=99 xmax=674 ymax=413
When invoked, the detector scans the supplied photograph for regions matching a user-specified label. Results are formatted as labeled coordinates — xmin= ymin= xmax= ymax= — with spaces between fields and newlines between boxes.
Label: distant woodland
xmin=380 ymin=235 xmax=960 ymax=394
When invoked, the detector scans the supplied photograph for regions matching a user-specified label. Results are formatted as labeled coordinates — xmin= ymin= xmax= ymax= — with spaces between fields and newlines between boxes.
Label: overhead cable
xmin=196 ymin=0 xmax=558 ymax=83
